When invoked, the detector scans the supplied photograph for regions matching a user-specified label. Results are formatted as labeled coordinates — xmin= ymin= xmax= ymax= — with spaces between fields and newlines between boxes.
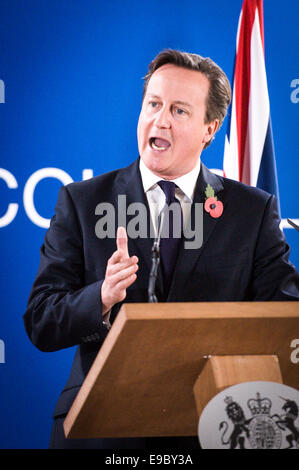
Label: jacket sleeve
xmin=251 ymin=194 xmax=299 ymax=300
xmin=23 ymin=185 xmax=110 ymax=352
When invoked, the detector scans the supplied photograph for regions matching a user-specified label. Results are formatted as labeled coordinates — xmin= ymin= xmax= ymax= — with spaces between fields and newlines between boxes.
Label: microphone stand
xmin=148 ymin=212 xmax=164 ymax=303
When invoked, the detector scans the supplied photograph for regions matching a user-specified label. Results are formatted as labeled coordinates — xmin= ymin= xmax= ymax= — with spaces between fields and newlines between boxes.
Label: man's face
xmin=137 ymin=64 xmax=218 ymax=180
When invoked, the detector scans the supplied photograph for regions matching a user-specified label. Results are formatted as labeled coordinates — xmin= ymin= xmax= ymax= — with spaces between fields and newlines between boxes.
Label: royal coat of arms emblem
xmin=198 ymin=382 xmax=299 ymax=449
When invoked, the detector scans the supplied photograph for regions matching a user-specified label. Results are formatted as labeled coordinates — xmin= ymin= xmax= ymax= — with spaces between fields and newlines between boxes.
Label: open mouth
xmin=149 ymin=137 xmax=171 ymax=151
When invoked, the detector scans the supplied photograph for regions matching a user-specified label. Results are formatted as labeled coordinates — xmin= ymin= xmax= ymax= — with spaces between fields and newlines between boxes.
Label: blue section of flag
xmin=256 ymin=117 xmax=281 ymax=215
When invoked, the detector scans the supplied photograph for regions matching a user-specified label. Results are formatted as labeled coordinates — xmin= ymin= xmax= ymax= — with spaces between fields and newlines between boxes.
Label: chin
xmin=143 ymin=150 xmax=168 ymax=168
xmin=144 ymin=158 xmax=167 ymax=175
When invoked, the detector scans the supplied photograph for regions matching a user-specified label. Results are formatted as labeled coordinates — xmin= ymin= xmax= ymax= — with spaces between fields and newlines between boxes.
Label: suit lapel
xmin=168 ymin=164 xmax=224 ymax=300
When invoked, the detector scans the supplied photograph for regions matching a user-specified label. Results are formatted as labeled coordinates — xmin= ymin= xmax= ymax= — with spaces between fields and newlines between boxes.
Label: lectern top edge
xmin=120 ymin=301 xmax=299 ymax=320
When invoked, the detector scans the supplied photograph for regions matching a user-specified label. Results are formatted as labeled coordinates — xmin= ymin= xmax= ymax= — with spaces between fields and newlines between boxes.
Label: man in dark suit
xmin=24 ymin=49 xmax=299 ymax=449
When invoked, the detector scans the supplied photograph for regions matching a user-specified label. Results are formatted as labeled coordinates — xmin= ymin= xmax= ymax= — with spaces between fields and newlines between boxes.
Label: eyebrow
xmin=147 ymin=94 xmax=192 ymax=108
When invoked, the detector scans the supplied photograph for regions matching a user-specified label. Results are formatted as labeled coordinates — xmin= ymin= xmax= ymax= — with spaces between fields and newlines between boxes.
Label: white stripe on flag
xmin=244 ymin=8 xmax=269 ymax=186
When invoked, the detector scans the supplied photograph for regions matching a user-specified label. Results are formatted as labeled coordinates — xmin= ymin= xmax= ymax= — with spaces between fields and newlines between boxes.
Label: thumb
xmin=116 ymin=226 xmax=129 ymax=258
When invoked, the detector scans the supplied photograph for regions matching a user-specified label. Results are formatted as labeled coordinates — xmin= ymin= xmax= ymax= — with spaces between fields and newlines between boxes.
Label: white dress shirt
xmin=139 ymin=157 xmax=201 ymax=235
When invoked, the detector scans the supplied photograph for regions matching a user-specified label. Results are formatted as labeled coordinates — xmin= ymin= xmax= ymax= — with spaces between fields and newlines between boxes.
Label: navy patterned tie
xmin=158 ymin=181 xmax=183 ymax=294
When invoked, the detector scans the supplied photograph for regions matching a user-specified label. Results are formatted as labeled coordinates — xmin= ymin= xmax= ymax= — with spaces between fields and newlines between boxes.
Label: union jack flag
xmin=223 ymin=0 xmax=280 ymax=213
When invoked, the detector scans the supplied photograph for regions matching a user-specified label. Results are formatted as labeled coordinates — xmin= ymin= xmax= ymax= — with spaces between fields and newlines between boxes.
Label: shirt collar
xmin=139 ymin=157 xmax=201 ymax=202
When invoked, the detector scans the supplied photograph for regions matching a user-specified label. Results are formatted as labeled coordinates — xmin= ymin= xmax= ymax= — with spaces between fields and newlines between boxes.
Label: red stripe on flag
xmin=234 ymin=0 xmax=257 ymax=180
xmin=257 ymin=0 xmax=265 ymax=53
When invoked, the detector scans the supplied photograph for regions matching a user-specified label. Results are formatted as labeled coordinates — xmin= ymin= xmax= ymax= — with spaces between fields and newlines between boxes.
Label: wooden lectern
xmin=64 ymin=302 xmax=298 ymax=439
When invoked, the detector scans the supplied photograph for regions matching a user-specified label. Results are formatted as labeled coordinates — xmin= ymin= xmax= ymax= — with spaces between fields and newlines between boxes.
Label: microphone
xmin=287 ymin=219 xmax=299 ymax=231
xmin=148 ymin=212 xmax=164 ymax=303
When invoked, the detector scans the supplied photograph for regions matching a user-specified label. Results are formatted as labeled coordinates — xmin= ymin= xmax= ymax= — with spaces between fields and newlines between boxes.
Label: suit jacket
xmin=24 ymin=158 xmax=299 ymax=422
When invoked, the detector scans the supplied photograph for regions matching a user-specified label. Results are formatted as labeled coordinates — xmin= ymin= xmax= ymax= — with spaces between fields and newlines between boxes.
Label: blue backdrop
xmin=0 ymin=0 xmax=298 ymax=448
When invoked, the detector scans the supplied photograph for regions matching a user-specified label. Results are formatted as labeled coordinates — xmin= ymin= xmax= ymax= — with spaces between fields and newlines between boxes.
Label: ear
xmin=203 ymin=119 xmax=219 ymax=144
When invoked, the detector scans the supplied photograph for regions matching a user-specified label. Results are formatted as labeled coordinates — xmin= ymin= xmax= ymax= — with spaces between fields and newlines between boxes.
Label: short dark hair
xmin=142 ymin=49 xmax=231 ymax=148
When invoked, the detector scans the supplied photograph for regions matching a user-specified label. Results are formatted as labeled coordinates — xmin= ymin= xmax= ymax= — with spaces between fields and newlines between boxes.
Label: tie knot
xmin=158 ymin=180 xmax=176 ymax=205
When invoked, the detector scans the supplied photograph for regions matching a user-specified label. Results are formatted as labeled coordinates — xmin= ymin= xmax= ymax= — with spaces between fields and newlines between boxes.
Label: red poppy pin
xmin=204 ymin=184 xmax=223 ymax=218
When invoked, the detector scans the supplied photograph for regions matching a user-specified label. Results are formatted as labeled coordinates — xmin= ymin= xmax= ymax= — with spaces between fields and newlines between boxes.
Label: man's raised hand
xmin=101 ymin=226 xmax=138 ymax=314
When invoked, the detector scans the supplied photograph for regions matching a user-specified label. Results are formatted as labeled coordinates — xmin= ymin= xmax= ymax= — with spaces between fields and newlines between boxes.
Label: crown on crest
xmin=247 ymin=392 xmax=272 ymax=416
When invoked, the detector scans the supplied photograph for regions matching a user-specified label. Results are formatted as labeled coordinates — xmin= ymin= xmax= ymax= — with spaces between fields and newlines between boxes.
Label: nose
xmin=154 ymin=106 xmax=171 ymax=129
